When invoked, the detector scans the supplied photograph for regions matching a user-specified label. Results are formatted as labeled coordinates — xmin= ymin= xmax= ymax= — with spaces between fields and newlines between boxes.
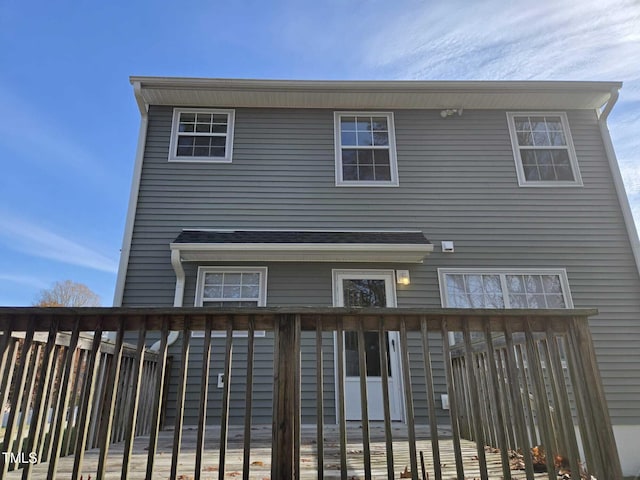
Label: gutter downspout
xmin=597 ymin=87 xmax=640 ymax=276
xmin=150 ymin=248 xmax=183 ymax=351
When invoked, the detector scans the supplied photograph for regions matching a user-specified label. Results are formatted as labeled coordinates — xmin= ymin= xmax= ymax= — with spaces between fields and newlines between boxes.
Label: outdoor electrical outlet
xmin=217 ymin=373 xmax=224 ymax=388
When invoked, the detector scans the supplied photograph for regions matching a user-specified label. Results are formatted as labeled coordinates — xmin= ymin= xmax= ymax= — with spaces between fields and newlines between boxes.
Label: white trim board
xmin=171 ymin=242 xmax=433 ymax=263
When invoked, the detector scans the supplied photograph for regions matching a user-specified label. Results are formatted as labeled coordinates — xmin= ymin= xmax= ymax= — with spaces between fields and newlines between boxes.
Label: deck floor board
xmin=6 ymin=424 xmax=546 ymax=479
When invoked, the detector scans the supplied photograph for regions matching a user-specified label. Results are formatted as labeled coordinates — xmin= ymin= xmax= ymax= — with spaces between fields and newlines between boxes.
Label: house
xmin=113 ymin=77 xmax=640 ymax=476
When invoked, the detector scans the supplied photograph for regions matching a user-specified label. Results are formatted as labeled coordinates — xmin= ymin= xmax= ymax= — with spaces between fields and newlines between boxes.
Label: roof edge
xmin=129 ymin=76 xmax=622 ymax=93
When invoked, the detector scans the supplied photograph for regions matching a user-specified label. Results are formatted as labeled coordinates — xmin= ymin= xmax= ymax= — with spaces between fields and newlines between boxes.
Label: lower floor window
xmin=194 ymin=266 xmax=267 ymax=337
xmin=438 ymin=268 xmax=574 ymax=309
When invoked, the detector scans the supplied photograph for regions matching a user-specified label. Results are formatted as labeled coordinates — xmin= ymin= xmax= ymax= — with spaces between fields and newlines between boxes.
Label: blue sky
xmin=0 ymin=0 xmax=638 ymax=306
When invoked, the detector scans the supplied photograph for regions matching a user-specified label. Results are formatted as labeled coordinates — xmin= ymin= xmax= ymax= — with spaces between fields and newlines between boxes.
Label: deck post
xmin=272 ymin=313 xmax=298 ymax=479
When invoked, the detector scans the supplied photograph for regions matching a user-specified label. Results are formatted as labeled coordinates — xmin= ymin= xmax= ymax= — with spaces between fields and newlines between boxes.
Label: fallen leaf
xmin=400 ymin=466 xmax=412 ymax=478
xmin=251 ymin=461 xmax=264 ymax=466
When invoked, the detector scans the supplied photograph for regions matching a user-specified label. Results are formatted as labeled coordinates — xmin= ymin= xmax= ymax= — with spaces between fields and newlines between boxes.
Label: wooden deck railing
xmin=0 ymin=307 xmax=622 ymax=480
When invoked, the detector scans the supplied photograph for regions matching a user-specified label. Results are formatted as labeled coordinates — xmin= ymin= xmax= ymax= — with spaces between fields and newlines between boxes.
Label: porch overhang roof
xmin=130 ymin=76 xmax=621 ymax=113
xmin=170 ymin=230 xmax=433 ymax=263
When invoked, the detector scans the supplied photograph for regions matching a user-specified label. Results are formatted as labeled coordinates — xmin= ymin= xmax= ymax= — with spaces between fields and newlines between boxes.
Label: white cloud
xmin=0 ymin=274 xmax=49 ymax=290
xmin=0 ymin=213 xmax=118 ymax=274
xmin=363 ymin=0 xmax=640 ymax=83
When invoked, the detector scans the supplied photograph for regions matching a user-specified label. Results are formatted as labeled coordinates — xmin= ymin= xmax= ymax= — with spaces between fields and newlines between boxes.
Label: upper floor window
xmin=507 ymin=112 xmax=582 ymax=187
xmin=334 ymin=112 xmax=399 ymax=186
xmin=169 ymin=108 xmax=235 ymax=163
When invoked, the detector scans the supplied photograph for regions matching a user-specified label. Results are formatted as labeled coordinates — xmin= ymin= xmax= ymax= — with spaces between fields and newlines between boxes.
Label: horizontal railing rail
xmin=0 ymin=307 xmax=621 ymax=480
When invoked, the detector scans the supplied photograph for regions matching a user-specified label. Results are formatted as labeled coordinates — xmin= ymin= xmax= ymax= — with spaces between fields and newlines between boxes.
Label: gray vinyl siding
xmin=122 ymin=105 xmax=640 ymax=426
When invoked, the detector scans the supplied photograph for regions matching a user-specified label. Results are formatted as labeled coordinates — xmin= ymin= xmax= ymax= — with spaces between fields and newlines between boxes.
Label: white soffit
xmin=131 ymin=77 xmax=620 ymax=111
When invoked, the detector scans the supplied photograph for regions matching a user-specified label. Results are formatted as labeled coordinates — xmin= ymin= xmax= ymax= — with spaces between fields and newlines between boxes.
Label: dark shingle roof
xmin=173 ymin=230 xmax=430 ymax=245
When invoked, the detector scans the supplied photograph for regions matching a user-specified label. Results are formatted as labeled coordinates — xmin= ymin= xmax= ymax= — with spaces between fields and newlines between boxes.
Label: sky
xmin=0 ymin=0 xmax=638 ymax=306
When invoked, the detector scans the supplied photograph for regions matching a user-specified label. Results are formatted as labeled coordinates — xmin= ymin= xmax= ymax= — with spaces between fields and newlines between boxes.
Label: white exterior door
xmin=333 ymin=270 xmax=403 ymax=421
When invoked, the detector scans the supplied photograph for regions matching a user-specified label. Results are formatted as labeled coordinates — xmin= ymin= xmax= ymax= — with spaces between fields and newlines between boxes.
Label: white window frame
xmin=193 ymin=266 xmax=267 ymax=337
xmin=437 ymin=268 xmax=574 ymax=309
xmin=168 ymin=108 xmax=235 ymax=163
xmin=334 ymin=112 xmax=399 ymax=187
xmin=506 ymin=112 xmax=582 ymax=187
xmin=331 ymin=269 xmax=398 ymax=308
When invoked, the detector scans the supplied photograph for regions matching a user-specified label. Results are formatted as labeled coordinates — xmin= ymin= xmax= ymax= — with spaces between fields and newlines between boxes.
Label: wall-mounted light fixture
xmin=440 ymin=108 xmax=463 ymax=118
xmin=396 ymin=270 xmax=410 ymax=285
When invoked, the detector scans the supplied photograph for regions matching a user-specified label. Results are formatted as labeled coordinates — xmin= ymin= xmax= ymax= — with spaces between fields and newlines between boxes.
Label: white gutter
xmin=170 ymin=242 xmax=434 ymax=263
xmin=113 ymin=81 xmax=148 ymax=307
xmin=597 ymin=87 xmax=640 ymax=275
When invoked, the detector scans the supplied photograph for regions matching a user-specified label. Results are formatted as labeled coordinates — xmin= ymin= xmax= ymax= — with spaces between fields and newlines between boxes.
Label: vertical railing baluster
xmin=515 ymin=343 xmax=538 ymax=449
xmin=112 ymin=349 xmax=133 ymax=443
xmin=170 ymin=319 xmax=191 ymax=480
xmin=453 ymin=355 xmax=471 ymax=440
xmin=523 ymin=320 xmax=557 ymax=479
xmin=14 ymin=342 xmax=40 ymax=468
xmin=70 ymin=347 xmax=91 ymax=455
xmin=37 ymin=344 xmax=63 ymax=462
xmin=121 ymin=324 xmax=147 ymax=480
xmin=441 ymin=320 xmax=465 ymax=480
xmin=420 ymin=317 xmax=441 ymax=480
xmin=1 ymin=317 xmax=35 ymax=476
xmin=96 ymin=322 xmax=125 ymax=480
xmin=242 ymin=316 xmax=255 ymax=480
xmin=21 ymin=318 xmax=58 ymax=480
xmin=482 ymin=319 xmax=512 ymax=480
xmin=356 ymin=320 xmax=372 ymax=480
xmin=270 ymin=316 xmax=281 ymax=480
xmin=495 ymin=348 xmax=516 ymax=451
xmin=477 ymin=353 xmax=495 ymax=446
xmin=71 ymin=319 xmax=103 ymax=480
xmin=0 ymin=339 xmax=18 ymax=433
xmin=504 ymin=321 xmax=535 ymax=479
xmin=378 ymin=317 xmax=394 ymax=480
xmin=544 ymin=328 xmax=581 ymax=480
xmin=565 ymin=320 xmax=604 ymax=478
xmin=47 ymin=319 xmax=80 ymax=479
xmin=315 ymin=316 xmax=325 ymax=480
xmin=145 ymin=317 xmax=169 ymax=480
xmin=141 ymin=357 xmax=156 ymax=433
xmin=196 ymin=316 xmax=212 ymax=480
xmin=0 ymin=317 xmax=16 ymax=412
xmin=400 ymin=318 xmax=418 ymax=480
xmin=462 ymin=321 xmax=489 ymax=480
xmin=218 ymin=321 xmax=234 ymax=480
xmin=336 ymin=317 xmax=348 ymax=480
xmin=88 ymin=352 xmax=109 ymax=448
xmin=293 ymin=315 xmax=301 ymax=480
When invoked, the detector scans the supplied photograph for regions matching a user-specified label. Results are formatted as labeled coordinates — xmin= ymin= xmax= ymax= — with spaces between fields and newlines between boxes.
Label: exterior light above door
xmin=396 ymin=270 xmax=410 ymax=285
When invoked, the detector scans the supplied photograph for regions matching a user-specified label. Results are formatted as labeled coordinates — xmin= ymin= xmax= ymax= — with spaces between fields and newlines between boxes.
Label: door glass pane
xmin=342 ymin=278 xmax=391 ymax=377
xmin=344 ymin=331 xmax=392 ymax=377
xmin=342 ymin=279 xmax=386 ymax=307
